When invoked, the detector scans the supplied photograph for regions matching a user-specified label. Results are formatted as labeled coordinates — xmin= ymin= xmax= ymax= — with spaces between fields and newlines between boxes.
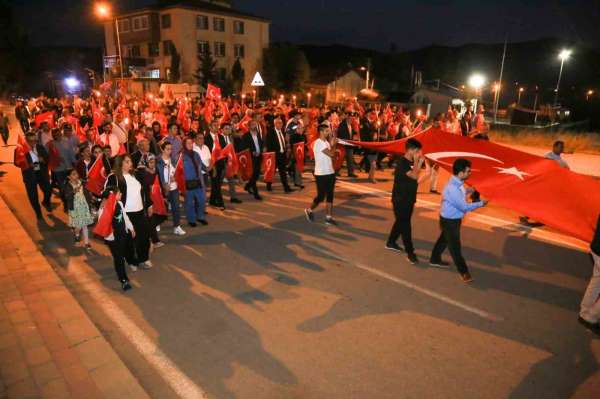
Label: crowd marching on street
xmin=8 ymin=87 xmax=600 ymax=336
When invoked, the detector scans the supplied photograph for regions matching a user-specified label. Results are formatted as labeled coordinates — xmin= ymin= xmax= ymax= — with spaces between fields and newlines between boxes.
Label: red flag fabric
xmin=220 ymin=143 xmax=239 ymax=178
xmin=174 ymin=154 xmax=186 ymax=194
xmin=236 ymin=149 xmax=253 ymax=181
xmin=93 ymin=192 xmax=117 ymax=238
xmin=333 ymin=145 xmax=345 ymax=172
xmin=206 ymin=84 xmax=221 ymax=100
xmin=117 ymin=143 xmax=127 ymax=156
xmin=85 ymin=155 xmax=107 ymax=196
xmin=47 ymin=141 xmax=63 ymax=171
xmin=151 ymin=175 xmax=167 ymax=216
xmin=91 ymin=102 xmax=104 ymax=127
xmin=346 ymin=127 xmax=600 ymax=243
xmin=261 ymin=152 xmax=276 ymax=183
xmin=17 ymin=134 xmax=30 ymax=152
xmin=293 ymin=142 xmax=305 ymax=173
xmin=237 ymin=113 xmax=252 ymax=134
xmin=34 ymin=111 xmax=55 ymax=128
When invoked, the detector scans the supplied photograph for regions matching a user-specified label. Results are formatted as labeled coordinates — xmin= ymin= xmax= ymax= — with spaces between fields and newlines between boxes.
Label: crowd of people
xmin=9 ymin=89 xmax=600 ymax=337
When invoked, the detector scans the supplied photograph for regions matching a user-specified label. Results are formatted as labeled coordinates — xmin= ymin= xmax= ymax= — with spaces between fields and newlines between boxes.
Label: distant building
xmin=103 ymin=0 xmax=270 ymax=94
xmin=411 ymin=81 xmax=462 ymax=117
xmin=304 ymin=69 xmax=366 ymax=104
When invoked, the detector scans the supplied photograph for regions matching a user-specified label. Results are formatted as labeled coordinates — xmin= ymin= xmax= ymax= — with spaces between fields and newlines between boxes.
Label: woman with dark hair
xmin=105 ymin=154 xmax=153 ymax=271
xmin=139 ymin=154 xmax=166 ymax=247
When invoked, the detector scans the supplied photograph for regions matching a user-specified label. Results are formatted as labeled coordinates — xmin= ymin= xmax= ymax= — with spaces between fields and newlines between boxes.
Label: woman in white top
xmin=304 ymin=123 xmax=338 ymax=225
xmin=105 ymin=154 xmax=153 ymax=271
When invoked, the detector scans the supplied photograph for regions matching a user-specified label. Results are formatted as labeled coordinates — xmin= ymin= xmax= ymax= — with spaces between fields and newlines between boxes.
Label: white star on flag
xmin=494 ymin=166 xmax=531 ymax=181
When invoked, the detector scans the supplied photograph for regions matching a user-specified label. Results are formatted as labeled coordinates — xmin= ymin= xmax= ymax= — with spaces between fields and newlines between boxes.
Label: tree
xmin=0 ymin=0 xmax=33 ymax=95
xmin=170 ymin=44 xmax=181 ymax=83
xmin=262 ymin=44 xmax=311 ymax=95
xmin=194 ymin=48 xmax=217 ymax=87
xmin=231 ymin=58 xmax=245 ymax=93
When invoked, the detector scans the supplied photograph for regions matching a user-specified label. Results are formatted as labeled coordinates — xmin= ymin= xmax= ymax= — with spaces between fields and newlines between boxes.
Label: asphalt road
xmin=1 ymin=104 xmax=599 ymax=399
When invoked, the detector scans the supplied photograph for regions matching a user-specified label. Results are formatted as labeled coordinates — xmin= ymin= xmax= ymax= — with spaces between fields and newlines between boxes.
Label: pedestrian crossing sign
xmin=251 ymin=72 xmax=265 ymax=87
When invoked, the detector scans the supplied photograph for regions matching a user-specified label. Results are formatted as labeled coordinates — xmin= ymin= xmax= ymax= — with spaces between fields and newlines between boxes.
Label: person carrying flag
xmin=16 ymin=133 xmax=52 ymax=219
xmin=429 ymin=158 xmax=488 ymax=283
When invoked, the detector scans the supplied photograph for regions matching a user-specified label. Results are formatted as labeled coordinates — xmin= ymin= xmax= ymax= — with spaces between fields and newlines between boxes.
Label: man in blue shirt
xmin=164 ymin=123 xmax=183 ymax=164
xmin=429 ymin=158 xmax=487 ymax=283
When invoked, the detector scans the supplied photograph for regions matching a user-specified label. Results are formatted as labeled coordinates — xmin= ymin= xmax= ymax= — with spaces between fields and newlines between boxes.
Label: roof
xmin=118 ymin=0 xmax=270 ymax=22
xmin=308 ymin=68 xmax=363 ymax=86
xmin=414 ymin=81 xmax=461 ymax=98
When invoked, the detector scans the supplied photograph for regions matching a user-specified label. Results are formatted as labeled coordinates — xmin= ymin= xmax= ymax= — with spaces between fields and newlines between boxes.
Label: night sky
xmin=9 ymin=0 xmax=600 ymax=51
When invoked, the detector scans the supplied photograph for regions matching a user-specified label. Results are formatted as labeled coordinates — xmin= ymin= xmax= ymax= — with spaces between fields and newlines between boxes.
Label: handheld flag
xmin=236 ymin=149 xmax=253 ymax=181
xmin=293 ymin=142 xmax=305 ymax=173
xmin=261 ymin=152 xmax=276 ymax=183
xmin=85 ymin=155 xmax=107 ymax=196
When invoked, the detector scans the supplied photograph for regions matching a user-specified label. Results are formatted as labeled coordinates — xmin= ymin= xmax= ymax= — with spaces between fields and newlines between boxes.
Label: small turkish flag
xmin=206 ymin=83 xmax=221 ymax=100
xmin=261 ymin=152 xmax=276 ymax=183
xmin=86 ymin=155 xmax=107 ymax=196
xmin=293 ymin=142 xmax=305 ymax=173
xmin=34 ymin=111 xmax=55 ymax=128
xmin=333 ymin=145 xmax=345 ymax=172
xmin=93 ymin=192 xmax=117 ymax=238
xmin=151 ymin=175 xmax=167 ymax=216
xmin=174 ymin=154 xmax=186 ymax=194
xmin=236 ymin=149 xmax=253 ymax=181
xmin=47 ymin=141 xmax=63 ymax=171
xmin=221 ymin=143 xmax=239 ymax=178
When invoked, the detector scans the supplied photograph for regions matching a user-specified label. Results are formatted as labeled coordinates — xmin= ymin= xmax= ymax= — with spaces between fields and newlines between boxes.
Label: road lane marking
xmin=183 ymin=245 xmax=204 ymax=258
xmin=336 ymin=180 xmax=589 ymax=252
xmin=302 ymin=242 xmax=503 ymax=322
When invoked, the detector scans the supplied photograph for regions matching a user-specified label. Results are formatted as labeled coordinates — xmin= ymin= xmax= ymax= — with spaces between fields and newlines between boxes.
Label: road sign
xmin=103 ymin=55 xmax=119 ymax=69
xmin=251 ymin=72 xmax=265 ymax=87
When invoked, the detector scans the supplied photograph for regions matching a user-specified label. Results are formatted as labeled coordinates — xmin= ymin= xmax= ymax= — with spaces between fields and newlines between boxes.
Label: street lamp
xmin=468 ymin=73 xmax=486 ymax=103
xmin=307 ymin=92 xmax=312 ymax=107
xmin=94 ymin=2 xmax=124 ymax=82
xmin=517 ymin=87 xmax=525 ymax=105
xmin=586 ymin=89 xmax=594 ymax=101
xmin=554 ymin=49 xmax=572 ymax=106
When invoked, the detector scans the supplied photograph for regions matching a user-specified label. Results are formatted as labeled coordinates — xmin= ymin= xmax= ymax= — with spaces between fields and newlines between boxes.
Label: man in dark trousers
xmin=336 ymin=111 xmax=357 ymax=178
xmin=385 ymin=138 xmax=424 ymax=265
xmin=242 ymin=120 xmax=264 ymax=200
xmin=265 ymin=117 xmax=293 ymax=193
xmin=204 ymin=120 xmax=227 ymax=209
xmin=429 ymin=158 xmax=487 ymax=283
xmin=15 ymin=100 xmax=31 ymax=134
xmin=17 ymin=132 xmax=52 ymax=219
xmin=578 ymin=215 xmax=600 ymax=335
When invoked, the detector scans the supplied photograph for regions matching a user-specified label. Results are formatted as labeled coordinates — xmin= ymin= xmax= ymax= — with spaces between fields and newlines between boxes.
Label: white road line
xmin=183 ymin=245 xmax=204 ymax=258
xmin=336 ymin=180 xmax=589 ymax=252
xmin=302 ymin=242 xmax=503 ymax=322
xmin=66 ymin=259 xmax=209 ymax=399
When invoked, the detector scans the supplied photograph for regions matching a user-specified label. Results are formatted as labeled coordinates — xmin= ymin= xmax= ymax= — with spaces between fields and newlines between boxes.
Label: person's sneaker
xmin=254 ymin=194 xmax=263 ymax=201
xmin=188 ymin=222 xmax=197 ymax=227
xmin=129 ymin=264 xmax=138 ymax=272
xmin=231 ymin=198 xmax=242 ymax=204
xmin=325 ymin=217 xmax=337 ymax=226
xmin=142 ymin=261 xmax=153 ymax=270
xmin=429 ymin=259 xmax=450 ymax=268
xmin=284 ymin=187 xmax=295 ymax=193
xmin=84 ymin=243 xmax=92 ymax=252
xmin=385 ymin=242 xmax=404 ymax=253
xmin=461 ymin=272 xmax=474 ymax=283
xmin=156 ymin=225 xmax=161 ymax=232
xmin=121 ymin=280 xmax=132 ymax=291
xmin=578 ymin=316 xmax=600 ymax=335
xmin=406 ymin=253 xmax=419 ymax=265
xmin=154 ymin=241 xmax=165 ymax=249
xmin=174 ymin=226 xmax=186 ymax=235
xmin=198 ymin=219 xmax=208 ymax=226
xmin=304 ymin=208 xmax=314 ymax=222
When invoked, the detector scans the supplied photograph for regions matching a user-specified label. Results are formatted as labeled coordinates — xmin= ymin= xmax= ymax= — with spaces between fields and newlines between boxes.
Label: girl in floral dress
xmin=63 ymin=169 xmax=95 ymax=250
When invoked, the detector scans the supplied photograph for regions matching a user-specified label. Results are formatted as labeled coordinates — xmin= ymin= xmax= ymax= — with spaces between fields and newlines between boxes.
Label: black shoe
xmin=121 ymin=280 xmax=132 ymax=291
xmin=266 ymin=183 xmax=272 ymax=191
xmin=188 ymin=222 xmax=197 ymax=227
xmin=385 ymin=242 xmax=404 ymax=253
xmin=429 ymin=259 xmax=450 ymax=269
xmin=231 ymin=198 xmax=242 ymax=204
xmin=348 ymin=174 xmax=358 ymax=178
xmin=304 ymin=208 xmax=314 ymax=222
xmin=578 ymin=316 xmax=600 ymax=335
xmin=197 ymin=219 xmax=208 ymax=226
xmin=254 ymin=194 xmax=263 ymax=201
xmin=244 ymin=184 xmax=250 ymax=192
xmin=294 ymin=184 xmax=305 ymax=189
xmin=406 ymin=253 xmax=419 ymax=265
xmin=325 ymin=217 xmax=337 ymax=226
xmin=284 ymin=187 xmax=294 ymax=193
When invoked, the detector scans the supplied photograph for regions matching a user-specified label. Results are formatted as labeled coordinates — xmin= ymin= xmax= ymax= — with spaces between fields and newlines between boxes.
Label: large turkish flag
xmin=344 ymin=127 xmax=600 ymax=243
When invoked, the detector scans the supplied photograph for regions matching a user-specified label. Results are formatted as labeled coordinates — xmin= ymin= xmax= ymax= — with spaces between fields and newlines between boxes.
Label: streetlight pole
xmin=554 ymin=49 xmax=571 ymax=107
xmin=95 ymin=3 xmax=124 ymax=82
xmin=114 ymin=18 xmax=124 ymax=81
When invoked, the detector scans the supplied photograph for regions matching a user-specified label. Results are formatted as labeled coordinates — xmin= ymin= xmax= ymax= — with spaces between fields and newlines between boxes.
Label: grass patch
xmin=488 ymin=129 xmax=600 ymax=154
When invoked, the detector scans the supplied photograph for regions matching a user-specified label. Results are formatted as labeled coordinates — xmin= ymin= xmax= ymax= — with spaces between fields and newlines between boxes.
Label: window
xmin=149 ymin=69 xmax=160 ymax=79
xmin=217 ymin=68 xmax=226 ymax=81
xmin=163 ymin=40 xmax=174 ymax=55
xmin=196 ymin=15 xmax=208 ymax=30
xmin=234 ymin=44 xmax=245 ymax=58
xmin=197 ymin=40 xmax=209 ymax=55
xmin=127 ymin=45 xmax=141 ymax=58
xmin=161 ymin=14 xmax=171 ymax=29
xmin=132 ymin=15 xmax=149 ymax=31
xmin=213 ymin=17 xmax=225 ymax=32
xmin=233 ymin=20 xmax=244 ymax=34
xmin=214 ymin=42 xmax=225 ymax=57
xmin=117 ymin=19 xmax=130 ymax=33
xmin=148 ymin=42 xmax=159 ymax=57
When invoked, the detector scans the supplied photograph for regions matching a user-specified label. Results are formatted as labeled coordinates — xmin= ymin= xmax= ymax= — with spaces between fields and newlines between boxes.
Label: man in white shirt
xmin=99 ymin=121 xmax=121 ymax=157
xmin=544 ymin=140 xmax=570 ymax=169
xmin=304 ymin=124 xmax=338 ymax=225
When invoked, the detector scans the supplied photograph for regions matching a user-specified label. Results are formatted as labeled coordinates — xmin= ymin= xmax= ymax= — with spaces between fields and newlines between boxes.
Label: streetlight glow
xmin=558 ymin=49 xmax=572 ymax=61
xmin=468 ymin=73 xmax=486 ymax=90
xmin=64 ymin=77 xmax=80 ymax=90
xmin=95 ymin=2 xmax=111 ymax=19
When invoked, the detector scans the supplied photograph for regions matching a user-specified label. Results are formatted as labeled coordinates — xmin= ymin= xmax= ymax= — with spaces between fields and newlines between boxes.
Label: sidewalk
xmin=0 ymin=196 xmax=150 ymax=399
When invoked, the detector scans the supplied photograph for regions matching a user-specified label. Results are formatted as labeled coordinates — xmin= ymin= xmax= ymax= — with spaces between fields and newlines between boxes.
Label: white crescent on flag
xmin=425 ymin=151 xmax=504 ymax=166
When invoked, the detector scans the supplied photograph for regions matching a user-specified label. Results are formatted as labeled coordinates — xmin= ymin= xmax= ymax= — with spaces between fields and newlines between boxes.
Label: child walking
xmin=63 ymin=169 xmax=94 ymax=250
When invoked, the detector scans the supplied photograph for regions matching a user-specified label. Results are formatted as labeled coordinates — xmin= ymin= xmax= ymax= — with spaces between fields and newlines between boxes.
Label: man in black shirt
xmin=385 ymin=138 xmax=425 ymax=264
xmin=579 ymin=214 xmax=600 ymax=335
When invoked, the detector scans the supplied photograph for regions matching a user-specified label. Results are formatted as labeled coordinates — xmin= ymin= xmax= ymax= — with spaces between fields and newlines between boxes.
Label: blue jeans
xmin=167 ymin=189 xmax=181 ymax=227
xmin=184 ymin=188 xmax=206 ymax=223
